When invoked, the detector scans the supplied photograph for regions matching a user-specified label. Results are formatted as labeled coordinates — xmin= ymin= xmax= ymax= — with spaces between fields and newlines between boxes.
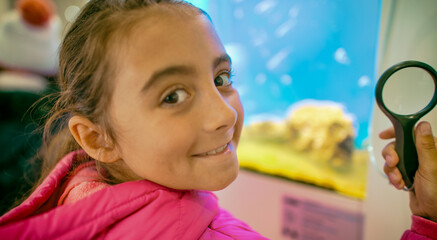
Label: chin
xmin=205 ymin=168 xmax=239 ymax=191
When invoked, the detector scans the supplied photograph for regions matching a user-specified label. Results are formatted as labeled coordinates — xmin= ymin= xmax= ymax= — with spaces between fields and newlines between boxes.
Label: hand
xmin=380 ymin=121 xmax=437 ymax=222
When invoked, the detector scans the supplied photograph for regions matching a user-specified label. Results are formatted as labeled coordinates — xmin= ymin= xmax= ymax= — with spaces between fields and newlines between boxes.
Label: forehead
xmin=118 ymin=5 xmax=223 ymax=63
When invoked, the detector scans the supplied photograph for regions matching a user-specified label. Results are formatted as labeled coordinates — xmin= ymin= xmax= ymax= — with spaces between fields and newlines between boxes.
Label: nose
xmin=201 ymin=89 xmax=238 ymax=133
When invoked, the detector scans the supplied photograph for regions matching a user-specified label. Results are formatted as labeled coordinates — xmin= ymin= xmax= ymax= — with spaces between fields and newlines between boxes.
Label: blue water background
xmin=187 ymin=0 xmax=381 ymax=148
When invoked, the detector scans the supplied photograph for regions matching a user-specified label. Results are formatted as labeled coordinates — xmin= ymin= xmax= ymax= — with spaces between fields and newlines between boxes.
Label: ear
xmin=68 ymin=116 xmax=120 ymax=163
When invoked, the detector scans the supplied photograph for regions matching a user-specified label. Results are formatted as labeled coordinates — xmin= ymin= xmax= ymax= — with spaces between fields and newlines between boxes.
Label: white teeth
xmin=201 ymin=143 xmax=228 ymax=156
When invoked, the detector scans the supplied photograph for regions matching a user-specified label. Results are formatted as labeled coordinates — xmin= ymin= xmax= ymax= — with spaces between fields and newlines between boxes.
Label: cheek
xmin=126 ymin=124 xmax=191 ymax=158
xmin=115 ymin=123 xmax=194 ymax=177
xmin=236 ymin=98 xmax=244 ymax=124
xmin=231 ymin=93 xmax=244 ymax=144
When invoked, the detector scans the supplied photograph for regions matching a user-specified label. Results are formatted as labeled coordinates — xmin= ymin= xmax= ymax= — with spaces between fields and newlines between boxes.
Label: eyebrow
xmin=214 ymin=54 xmax=232 ymax=69
xmin=141 ymin=53 xmax=232 ymax=93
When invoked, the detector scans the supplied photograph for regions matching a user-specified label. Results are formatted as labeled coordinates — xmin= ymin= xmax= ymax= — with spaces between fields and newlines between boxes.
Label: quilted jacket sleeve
xmin=200 ymin=208 xmax=269 ymax=240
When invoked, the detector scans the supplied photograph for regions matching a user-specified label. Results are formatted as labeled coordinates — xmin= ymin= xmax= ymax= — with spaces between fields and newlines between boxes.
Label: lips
xmin=194 ymin=142 xmax=231 ymax=157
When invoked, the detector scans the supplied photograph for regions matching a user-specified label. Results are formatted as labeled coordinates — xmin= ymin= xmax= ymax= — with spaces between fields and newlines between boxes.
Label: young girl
xmin=0 ymin=0 xmax=265 ymax=239
xmin=0 ymin=0 xmax=436 ymax=239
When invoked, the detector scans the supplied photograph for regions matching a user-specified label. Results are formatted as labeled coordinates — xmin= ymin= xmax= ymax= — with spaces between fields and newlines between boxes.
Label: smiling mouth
xmin=194 ymin=142 xmax=231 ymax=157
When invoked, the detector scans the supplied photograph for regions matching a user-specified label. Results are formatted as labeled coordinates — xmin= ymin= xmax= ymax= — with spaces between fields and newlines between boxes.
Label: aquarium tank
xmin=187 ymin=0 xmax=381 ymax=199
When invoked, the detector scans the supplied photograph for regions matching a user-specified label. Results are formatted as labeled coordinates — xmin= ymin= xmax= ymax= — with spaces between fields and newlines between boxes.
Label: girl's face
xmin=108 ymin=8 xmax=244 ymax=191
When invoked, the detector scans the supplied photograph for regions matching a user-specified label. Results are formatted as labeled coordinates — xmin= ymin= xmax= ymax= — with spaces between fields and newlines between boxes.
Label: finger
xmin=379 ymin=127 xmax=395 ymax=140
xmin=381 ymin=141 xmax=399 ymax=167
xmin=415 ymin=121 xmax=437 ymax=175
xmin=384 ymin=163 xmax=405 ymax=190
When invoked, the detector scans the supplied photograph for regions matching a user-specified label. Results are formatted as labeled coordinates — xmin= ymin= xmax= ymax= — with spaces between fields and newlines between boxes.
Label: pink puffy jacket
xmin=402 ymin=215 xmax=437 ymax=240
xmin=0 ymin=151 xmax=268 ymax=239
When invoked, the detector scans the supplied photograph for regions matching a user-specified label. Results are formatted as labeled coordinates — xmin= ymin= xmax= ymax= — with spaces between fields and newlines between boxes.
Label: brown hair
xmin=37 ymin=0 xmax=206 ymax=185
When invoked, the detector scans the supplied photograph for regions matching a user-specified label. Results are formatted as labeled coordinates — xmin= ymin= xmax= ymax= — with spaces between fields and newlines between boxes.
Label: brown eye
xmin=163 ymin=89 xmax=189 ymax=104
xmin=214 ymin=73 xmax=232 ymax=87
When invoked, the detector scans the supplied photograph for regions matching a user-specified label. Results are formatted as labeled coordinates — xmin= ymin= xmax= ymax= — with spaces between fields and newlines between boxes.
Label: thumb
xmin=415 ymin=121 xmax=437 ymax=175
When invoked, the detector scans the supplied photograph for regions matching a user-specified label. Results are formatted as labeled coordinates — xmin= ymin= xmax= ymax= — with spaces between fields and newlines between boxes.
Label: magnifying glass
xmin=375 ymin=60 xmax=437 ymax=190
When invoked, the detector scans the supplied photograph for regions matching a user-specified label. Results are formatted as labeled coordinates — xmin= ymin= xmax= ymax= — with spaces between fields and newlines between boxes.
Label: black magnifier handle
xmin=375 ymin=60 xmax=437 ymax=190
xmin=390 ymin=117 xmax=420 ymax=189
